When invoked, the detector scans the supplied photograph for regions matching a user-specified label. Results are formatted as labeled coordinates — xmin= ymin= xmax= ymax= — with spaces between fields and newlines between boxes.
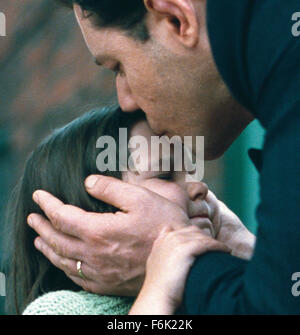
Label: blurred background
xmin=0 ymin=1 xmax=264 ymax=314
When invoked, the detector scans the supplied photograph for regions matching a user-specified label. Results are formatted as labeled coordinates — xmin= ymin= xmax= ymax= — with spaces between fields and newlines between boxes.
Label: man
xmin=28 ymin=0 xmax=300 ymax=313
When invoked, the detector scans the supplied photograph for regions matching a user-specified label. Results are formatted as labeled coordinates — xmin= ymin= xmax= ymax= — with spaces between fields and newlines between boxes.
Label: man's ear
xmin=144 ymin=0 xmax=199 ymax=48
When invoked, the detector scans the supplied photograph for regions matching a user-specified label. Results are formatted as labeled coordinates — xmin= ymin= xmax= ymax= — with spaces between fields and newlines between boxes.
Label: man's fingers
xmin=34 ymin=237 xmax=95 ymax=280
xmin=68 ymin=275 xmax=100 ymax=294
xmin=85 ymin=175 xmax=189 ymax=230
xmin=34 ymin=237 xmax=78 ymax=275
xmin=85 ymin=175 xmax=151 ymax=212
xmin=32 ymin=190 xmax=91 ymax=237
xmin=28 ymin=213 xmax=84 ymax=259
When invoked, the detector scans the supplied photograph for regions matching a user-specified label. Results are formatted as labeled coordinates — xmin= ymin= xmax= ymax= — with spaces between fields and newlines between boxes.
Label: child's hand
xmin=129 ymin=225 xmax=231 ymax=315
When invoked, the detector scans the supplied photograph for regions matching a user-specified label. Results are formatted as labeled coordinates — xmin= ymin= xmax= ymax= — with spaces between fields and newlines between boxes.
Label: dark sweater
xmin=181 ymin=0 xmax=300 ymax=314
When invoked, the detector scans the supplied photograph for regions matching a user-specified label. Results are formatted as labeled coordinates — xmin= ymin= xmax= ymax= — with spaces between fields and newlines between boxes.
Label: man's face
xmin=74 ymin=3 xmax=252 ymax=160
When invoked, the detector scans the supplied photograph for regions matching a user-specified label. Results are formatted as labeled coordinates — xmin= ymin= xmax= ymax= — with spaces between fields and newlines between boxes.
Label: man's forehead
xmin=78 ymin=26 xmax=126 ymax=65
xmin=74 ymin=7 xmax=112 ymax=55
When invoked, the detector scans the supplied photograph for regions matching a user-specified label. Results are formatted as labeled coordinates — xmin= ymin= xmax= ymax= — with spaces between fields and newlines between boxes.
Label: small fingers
xmin=158 ymin=225 xmax=231 ymax=254
xmin=191 ymin=238 xmax=231 ymax=254
xmin=162 ymin=225 xmax=203 ymax=239
xmin=181 ymin=234 xmax=232 ymax=256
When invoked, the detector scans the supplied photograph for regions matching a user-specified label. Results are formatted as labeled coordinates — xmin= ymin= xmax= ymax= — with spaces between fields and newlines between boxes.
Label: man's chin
xmin=203 ymin=145 xmax=228 ymax=161
xmin=203 ymin=135 xmax=241 ymax=160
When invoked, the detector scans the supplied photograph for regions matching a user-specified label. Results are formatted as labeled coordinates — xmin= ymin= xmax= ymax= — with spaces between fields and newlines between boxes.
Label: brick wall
xmin=0 ymin=1 xmax=116 ymax=167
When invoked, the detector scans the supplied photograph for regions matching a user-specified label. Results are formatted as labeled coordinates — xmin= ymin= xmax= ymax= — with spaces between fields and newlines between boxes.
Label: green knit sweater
xmin=22 ymin=290 xmax=134 ymax=315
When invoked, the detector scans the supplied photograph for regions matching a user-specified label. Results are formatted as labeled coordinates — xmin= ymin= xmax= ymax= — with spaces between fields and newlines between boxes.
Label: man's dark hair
xmin=59 ymin=0 xmax=149 ymax=41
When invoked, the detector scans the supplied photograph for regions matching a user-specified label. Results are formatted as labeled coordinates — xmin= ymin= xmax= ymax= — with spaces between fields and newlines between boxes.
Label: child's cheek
xmin=141 ymin=179 xmax=189 ymax=213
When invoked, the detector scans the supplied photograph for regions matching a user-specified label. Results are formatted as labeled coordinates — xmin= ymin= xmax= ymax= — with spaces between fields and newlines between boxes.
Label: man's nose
xmin=116 ymin=75 xmax=140 ymax=112
xmin=187 ymin=182 xmax=209 ymax=201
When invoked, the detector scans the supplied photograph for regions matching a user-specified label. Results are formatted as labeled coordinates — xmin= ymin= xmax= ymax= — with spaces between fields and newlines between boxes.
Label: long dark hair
xmin=5 ymin=106 xmax=145 ymax=314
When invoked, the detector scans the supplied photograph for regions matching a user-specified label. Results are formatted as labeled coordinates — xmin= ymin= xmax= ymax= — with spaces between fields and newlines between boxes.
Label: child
xmin=5 ymin=106 xmax=254 ymax=315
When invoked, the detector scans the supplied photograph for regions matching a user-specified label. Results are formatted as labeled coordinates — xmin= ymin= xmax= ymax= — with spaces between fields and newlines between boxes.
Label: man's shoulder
xmin=207 ymin=0 xmax=300 ymax=123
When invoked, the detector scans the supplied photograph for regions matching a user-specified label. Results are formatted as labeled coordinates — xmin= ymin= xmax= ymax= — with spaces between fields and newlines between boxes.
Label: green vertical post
xmin=223 ymin=120 xmax=265 ymax=233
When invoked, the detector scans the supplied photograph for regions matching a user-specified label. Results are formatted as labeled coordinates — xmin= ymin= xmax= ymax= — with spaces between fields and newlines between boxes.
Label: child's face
xmin=122 ymin=120 xmax=221 ymax=237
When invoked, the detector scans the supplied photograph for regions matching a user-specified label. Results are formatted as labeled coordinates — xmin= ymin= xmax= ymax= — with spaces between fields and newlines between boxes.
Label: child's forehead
xmin=128 ymin=119 xmax=184 ymax=174
xmin=129 ymin=119 xmax=155 ymax=139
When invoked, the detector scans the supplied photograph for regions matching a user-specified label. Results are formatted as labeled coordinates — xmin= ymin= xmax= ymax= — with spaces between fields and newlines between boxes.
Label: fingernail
xmin=32 ymin=191 xmax=39 ymax=203
xmin=85 ymin=175 xmax=98 ymax=189
xmin=27 ymin=215 xmax=34 ymax=227
xmin=34 ymin=238 xmax=41 ymax=250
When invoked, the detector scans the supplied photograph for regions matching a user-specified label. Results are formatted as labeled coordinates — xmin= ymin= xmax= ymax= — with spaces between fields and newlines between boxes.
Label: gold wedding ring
xmin=76 ymin=261 xmax=86 ymax=279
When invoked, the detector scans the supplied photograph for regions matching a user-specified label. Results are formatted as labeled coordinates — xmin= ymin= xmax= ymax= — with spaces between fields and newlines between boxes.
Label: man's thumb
xmin=85 ymin=174 xmax=141 ymax=211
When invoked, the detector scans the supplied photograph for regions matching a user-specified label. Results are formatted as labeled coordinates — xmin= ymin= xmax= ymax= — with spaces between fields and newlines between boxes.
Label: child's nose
xmin=187 ymin=182 xmax=209 ymax=201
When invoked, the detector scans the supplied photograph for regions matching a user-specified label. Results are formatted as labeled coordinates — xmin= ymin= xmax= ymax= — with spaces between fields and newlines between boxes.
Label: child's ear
xmin=143 ymin=0 xmax=199 ymax=48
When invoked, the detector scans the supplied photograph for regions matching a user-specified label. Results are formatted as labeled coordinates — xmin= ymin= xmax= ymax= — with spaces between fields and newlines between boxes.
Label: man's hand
xmin=28 ymin=175 xmax=189 ymax=296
